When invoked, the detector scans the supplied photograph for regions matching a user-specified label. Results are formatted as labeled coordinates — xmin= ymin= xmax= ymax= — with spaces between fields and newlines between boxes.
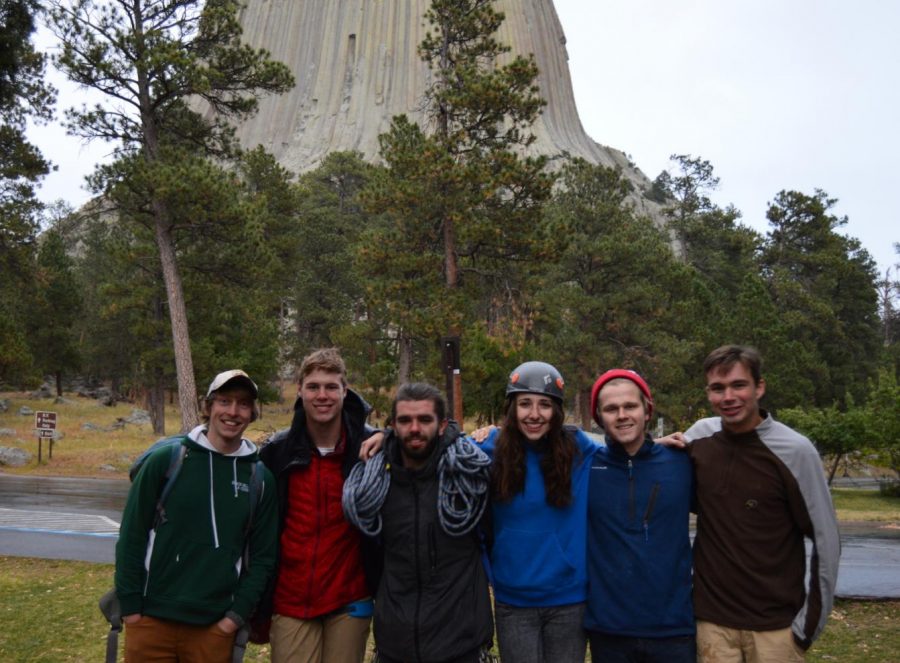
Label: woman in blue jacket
xmin=478 ymin=361 xmax=597 ymax=663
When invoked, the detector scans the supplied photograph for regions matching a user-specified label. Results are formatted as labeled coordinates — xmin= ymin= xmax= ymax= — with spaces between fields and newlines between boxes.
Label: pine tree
xmin=361 ymin=0 xmax=554 ymax=395
xmin=28 ymin=226 xmax=83 ymax=395
xmin=761 ymin=189 xmax=881 ymax=406
xmin=0 ymin=0 xmax=55 ymax=385
xmin=535 ymin=159 xmax=694 ymax=429
xmin=48 ymin=0 xmax=293 ymax=430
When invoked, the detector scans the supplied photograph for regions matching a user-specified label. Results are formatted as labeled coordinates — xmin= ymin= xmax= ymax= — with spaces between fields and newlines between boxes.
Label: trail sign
xmin=35 ymin=411 xmax=57 ymax=430
xmin=34 ymin=411 xmax=58 ymax=463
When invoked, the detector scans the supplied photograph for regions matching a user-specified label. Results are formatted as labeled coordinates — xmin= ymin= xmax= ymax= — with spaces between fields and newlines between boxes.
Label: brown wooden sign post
xmin=35 ymin=411 xmax=58 ymax=463
xmin=441 ymin=336 xmax=463 ymax=424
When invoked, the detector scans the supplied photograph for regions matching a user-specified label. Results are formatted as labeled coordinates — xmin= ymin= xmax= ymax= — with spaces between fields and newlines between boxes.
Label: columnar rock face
xmin=234 ymin=0 xmax=656 ymax=208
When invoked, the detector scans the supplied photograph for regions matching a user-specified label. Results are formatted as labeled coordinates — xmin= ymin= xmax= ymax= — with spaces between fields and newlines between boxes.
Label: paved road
xmin=1 ymin=474 xmax=899 ymax=598
xmin=0 ymin=508 xmax=118 ymax=562
xmin=836 ymin=529 xmax=900 ymax=598
xmin=0 ymin=474 xmax=125 ymax=563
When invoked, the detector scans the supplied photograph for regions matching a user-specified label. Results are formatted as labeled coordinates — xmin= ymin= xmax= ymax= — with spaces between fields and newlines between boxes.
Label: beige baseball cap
xmin=206 ymin=370 xmax=259 ymax=398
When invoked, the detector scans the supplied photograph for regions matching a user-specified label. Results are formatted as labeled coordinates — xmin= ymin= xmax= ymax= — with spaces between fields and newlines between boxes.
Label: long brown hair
xmin=492 ymin=396 xmax=577 ymax=508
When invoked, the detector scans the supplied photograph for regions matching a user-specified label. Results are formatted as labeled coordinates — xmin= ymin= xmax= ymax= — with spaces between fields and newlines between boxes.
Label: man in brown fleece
xmin=684 ymin=345 xmax=840 ymax=663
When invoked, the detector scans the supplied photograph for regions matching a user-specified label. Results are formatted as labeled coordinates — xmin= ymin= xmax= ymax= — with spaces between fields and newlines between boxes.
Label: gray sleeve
xmin=683 ymin=417 xmax=721 ymax=442
xmin=762 ymin=420 xmax=841 ymax=647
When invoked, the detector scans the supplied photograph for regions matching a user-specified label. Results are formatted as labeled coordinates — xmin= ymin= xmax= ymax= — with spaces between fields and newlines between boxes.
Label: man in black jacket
xmin=344 ymin=383 xmax=493 ymax=663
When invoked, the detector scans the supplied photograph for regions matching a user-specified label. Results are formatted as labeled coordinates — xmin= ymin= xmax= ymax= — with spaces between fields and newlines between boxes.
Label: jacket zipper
xmin=428 ymin=523 xmax=437 ymax=575
xmin=627 ymin=459 xmax=635 ymax=521
xmin=303 ymin=458 xmax=322 ymax=612
xmin=716 ymin=433 xmax=737 ymax=495
xmin=643 ymin=483 xmax=660 ymax=542
xmin=413 ymin=480 xmax=422 ymax=663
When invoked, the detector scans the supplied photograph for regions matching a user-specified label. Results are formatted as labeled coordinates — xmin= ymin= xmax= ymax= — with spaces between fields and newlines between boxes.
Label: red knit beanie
xmin=590 ymin=369 xmax=654 ymax=427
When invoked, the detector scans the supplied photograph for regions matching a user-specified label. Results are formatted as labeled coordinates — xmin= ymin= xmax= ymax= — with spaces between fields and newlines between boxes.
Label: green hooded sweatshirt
xmin=115 ymin=426 xmax=277 ymax=625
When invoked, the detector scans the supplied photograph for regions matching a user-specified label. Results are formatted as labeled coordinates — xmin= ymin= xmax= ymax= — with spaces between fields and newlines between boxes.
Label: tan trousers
xmin=697 ymin=621 xmax=806 ymax=663
xmin=270 ymin=611 xmax=370 ymax=663
xmin=124 ymin=615 xmax=234 ymax=663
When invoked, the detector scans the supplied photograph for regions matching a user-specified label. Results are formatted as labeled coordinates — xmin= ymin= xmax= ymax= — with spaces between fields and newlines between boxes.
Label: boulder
xmin=125 ymin=409 xmax=151 ymax=425
xmin=29 ymin=384 xmax=53 ymax=399
xmin=0 ymin=447 xmax=31 ymax=467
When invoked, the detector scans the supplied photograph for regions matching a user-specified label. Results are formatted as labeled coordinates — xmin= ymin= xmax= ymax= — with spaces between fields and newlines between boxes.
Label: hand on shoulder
xmin=469 ymin=425 xmax=497 ymax=443
xmin=359 ymin=431 xmax=385 ymax=460
xmin=655 ymin=432 xmax=687 ymax=448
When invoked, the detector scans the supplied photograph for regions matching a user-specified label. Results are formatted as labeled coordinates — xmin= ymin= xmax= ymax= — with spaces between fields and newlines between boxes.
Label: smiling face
xmin=705 ymin=361 xmax=765 ymax=434
xmin=393 ymin=399 xmax=447 ymax=469
xmin=598 ymin=380 xmax=650 ymax=455
xmin=514 ymin=392 xmax=555 ymax=443
xmin=300 ymin=368 xmax=346 ymax=426
xmin=206 ymin=388 xmax=255 ymax=451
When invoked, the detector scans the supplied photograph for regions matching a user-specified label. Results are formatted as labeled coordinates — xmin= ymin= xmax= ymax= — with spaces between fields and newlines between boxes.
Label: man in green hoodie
xmin=115 ymin=370 xmax=278 ymax=662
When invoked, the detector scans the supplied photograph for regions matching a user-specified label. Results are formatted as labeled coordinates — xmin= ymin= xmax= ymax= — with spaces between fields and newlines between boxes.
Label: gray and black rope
xmin=342 ymin=436 xmax=491 ymax=537
xmin=342 ymin=450 xmax=390 ymax=536
xmin=437 ymin=437 xmax=491 ymax=535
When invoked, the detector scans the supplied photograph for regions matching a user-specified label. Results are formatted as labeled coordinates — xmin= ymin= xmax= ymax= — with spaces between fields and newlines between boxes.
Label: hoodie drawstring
xmin=209 ymin=453 xmax=220 ymax=549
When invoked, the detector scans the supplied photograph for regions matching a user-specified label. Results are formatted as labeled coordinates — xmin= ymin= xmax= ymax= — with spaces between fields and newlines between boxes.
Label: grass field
xmin=0 ymin=557 xmax=897 ymax=663
xmin=831 ymin=488 xmax=900 ymax=521
xmin=0 ymin=557 xmax=275 ymax=662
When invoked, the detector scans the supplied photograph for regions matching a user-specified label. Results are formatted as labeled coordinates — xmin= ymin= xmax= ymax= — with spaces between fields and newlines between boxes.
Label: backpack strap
xmin=241 ymin=460 xmax=265 ymax=572
xmin=98 ymin=588 xmax=122 ymax=663
xmin=153 ymin=441 xmax=188 ymax=531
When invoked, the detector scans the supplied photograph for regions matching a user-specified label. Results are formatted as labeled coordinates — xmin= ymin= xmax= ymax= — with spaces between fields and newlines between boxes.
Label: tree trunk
xmin=398 ymin=333 xmax=412 ymax=384
xmin=146 ymin=377 xmax=166 ymax=436
xmin=578 ymin=386 xmax=592 ymax=432
xmin=828 ymin=453 xmax=842 ymax=486
xmin=443 ymin=217 xmax=458 ymax=289
xmin=55 ymin=372 xmax=63 ymax=397
xmin=152 ymin=201 xmax=200 ymax=432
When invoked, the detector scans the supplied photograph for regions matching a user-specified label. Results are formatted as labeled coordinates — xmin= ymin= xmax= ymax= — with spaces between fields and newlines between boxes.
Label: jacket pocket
xmin=148 ymin=538 xmax=241 ymax=608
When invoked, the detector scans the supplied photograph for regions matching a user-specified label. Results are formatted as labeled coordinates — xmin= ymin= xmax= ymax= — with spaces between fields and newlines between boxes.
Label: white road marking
xmin=0 ymin=507 xmax=120 ymax=538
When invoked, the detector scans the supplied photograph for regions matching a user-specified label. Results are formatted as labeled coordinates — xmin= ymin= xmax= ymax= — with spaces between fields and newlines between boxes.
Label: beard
xmin=399 ymin=431 xmax=440 ymax=464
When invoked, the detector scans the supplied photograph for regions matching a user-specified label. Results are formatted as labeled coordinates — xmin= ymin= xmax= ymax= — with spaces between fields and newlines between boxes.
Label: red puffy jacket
xmin=273 ymin=444 xmax=368 ymax=618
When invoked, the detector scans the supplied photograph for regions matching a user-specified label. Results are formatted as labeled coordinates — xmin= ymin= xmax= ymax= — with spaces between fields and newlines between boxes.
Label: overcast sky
xmin=553 ymin=0 xmax=899 ymax=275
xmin=30 ymin=0 xmax=899 ymax=274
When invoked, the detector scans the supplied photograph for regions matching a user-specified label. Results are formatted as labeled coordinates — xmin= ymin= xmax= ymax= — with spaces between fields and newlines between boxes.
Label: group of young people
xmin=115 ymin=344 xmax=840 ymax=663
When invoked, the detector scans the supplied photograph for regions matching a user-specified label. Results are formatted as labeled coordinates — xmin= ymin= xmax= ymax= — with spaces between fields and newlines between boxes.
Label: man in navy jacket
xmin=584 ymin=369 xmax=695 ymax=663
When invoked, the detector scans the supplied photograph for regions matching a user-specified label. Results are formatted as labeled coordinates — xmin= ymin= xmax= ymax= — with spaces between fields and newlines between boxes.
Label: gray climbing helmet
xmin=506 ymin=361 xmax=565 ymax=404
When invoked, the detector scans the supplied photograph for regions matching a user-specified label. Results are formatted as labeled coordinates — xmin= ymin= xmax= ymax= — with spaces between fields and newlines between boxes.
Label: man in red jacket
xmin=259 ymin=348 xmax=378 ymax=663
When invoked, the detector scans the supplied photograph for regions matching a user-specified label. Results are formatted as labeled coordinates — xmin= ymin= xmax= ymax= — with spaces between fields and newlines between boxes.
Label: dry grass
xmin=0 ymin=388 xmax=299 ymax=478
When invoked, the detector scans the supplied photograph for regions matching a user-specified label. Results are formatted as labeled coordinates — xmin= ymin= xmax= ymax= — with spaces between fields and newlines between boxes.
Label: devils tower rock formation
xmin=234 ymin=0 xmax=655 ymax=206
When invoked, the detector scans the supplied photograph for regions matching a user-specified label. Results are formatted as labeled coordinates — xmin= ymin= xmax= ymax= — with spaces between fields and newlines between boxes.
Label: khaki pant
xmin=124 ymin=615 xmax=234 ymax=663
xmin=270 ymin=611 xmax=370 ymax=663
xmin=697 ymin=621 xmax=805 ymax=663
